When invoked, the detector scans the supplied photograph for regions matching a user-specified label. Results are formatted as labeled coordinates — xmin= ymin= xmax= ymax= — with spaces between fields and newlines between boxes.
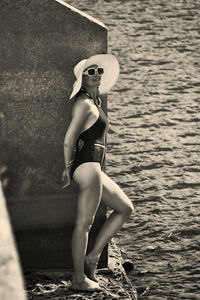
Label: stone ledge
xmin=24 ymin=240 xmax=137 ymax=299
xmin=56 ymin=0 xmax=107 ymax=29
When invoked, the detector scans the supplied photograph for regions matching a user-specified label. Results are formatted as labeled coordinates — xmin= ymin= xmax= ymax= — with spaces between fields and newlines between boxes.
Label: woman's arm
xmin=64 ymin=100 xmax=92 ymax=164
xmin=62 ymin=100 xmax=92 ymax=187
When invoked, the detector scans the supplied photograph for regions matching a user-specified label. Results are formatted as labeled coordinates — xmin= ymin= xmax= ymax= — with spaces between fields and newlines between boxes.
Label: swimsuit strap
xmin=81 ymin=89 xmax=101 ymax=107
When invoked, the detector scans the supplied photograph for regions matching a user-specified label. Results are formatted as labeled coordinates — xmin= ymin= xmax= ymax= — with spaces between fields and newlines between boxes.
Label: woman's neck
xmin=81 ymin=87 xmax=101 ymax=107
xmin=82 ymin=87 xmax=98 ymax=100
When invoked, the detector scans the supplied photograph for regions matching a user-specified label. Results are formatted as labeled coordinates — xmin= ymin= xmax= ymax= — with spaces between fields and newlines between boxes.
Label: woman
xmin=62 ymin=54 xmax=134 ymax=292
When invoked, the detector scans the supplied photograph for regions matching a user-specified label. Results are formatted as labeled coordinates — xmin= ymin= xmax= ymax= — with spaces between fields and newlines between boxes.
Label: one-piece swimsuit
xmin=70 ymin=96 xmax=109 ymax=178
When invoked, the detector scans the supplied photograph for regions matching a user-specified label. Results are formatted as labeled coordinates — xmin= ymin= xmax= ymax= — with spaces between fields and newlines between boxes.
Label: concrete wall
xmin=0 ymin=0 xmax=108 ymax=270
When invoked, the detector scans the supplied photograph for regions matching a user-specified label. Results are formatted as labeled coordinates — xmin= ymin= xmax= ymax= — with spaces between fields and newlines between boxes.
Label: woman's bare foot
xmin=72 ymin=275 xmax=101 ymax=292
xmin=85 ymin=255 xmax=99 ymax=282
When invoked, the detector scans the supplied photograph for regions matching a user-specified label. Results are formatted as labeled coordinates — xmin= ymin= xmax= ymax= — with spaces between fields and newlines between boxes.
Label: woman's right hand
xmin=62 ymin=168 xmax=71 ymax=188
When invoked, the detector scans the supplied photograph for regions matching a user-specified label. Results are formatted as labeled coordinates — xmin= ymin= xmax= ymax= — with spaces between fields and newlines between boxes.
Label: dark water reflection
xmin=67 ymin=1 xmax=200 ymax=299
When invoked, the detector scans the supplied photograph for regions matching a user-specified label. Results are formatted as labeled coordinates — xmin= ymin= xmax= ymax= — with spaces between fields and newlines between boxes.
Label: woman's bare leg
xmin=86 ymin=171 xmax=134 ymax=280
xmin=72 ymin=163 xmax=102 ymax=284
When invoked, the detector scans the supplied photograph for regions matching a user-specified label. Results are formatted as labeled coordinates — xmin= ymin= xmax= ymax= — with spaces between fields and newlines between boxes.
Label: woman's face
xmin=82 ymin=64 xmax=102 ymax=89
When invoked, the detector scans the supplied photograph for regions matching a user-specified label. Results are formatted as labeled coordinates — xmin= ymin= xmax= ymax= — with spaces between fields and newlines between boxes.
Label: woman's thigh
xmin=101 ymin=172 xmax=134 ymax=216
xmin=73 ymin=163 xmax=103 ymax=226
xmin=73 ymin=162 xmax=102 ymax=189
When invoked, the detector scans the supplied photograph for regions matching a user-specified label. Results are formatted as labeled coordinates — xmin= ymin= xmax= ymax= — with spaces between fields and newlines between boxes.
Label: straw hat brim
xmin=69 ymin=54 xmax=120 ymax=100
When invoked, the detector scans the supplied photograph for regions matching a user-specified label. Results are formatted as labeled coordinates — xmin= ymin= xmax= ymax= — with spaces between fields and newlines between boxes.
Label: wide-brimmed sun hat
xmin=69 ymin=54 xmax=120 ymax=100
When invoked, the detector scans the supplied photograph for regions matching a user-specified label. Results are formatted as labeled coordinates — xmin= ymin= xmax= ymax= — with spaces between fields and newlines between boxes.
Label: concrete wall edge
xmin=55 ymin=0 xmax=107 ymax=30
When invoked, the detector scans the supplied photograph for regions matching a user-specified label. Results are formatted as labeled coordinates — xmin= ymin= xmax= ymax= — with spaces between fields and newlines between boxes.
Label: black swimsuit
xmin=70 ymin=97 xmax=109 ymax=178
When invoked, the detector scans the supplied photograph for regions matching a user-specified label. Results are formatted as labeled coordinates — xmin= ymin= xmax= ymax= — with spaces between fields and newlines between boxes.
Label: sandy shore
xmin=24 ymin=241 xmax=137 ymax=300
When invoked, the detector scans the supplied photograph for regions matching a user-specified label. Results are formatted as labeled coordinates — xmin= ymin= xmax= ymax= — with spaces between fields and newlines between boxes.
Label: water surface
xmin=67 ymin=1 xmax=200 ymax=299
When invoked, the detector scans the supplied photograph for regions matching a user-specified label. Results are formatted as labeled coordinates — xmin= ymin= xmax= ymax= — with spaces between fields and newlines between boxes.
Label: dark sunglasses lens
xmin=98 ymin=68 xmax=104 ymax=75
xmin=88 ymin=68 xmax=95 ymax=75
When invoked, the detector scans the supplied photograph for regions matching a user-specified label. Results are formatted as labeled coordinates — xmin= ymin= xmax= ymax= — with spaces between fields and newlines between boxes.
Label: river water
xmin=67 ymin=1 xmax=200 ymax=299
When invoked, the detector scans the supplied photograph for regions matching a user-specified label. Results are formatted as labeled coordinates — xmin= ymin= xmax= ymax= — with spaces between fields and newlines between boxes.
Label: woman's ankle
xmin=73 ymin=273 xmax=85 ymax=283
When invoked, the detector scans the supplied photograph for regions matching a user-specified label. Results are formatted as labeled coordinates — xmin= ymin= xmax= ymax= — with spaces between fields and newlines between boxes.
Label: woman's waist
xmin=83 ymin=142 xmax=106 ymax=149
xmin=74 ymin=140 xmax=106 ymax=158
xmin=77 ymin=139 xmax=106 ymax=148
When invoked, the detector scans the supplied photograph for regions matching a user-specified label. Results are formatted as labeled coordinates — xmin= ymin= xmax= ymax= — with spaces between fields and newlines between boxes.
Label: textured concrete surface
xmin=0 ymin=0 xmax=108 ymax=270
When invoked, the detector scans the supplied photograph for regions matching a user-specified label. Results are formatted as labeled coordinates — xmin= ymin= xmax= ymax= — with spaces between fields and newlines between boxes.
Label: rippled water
xmin=67 ymin=1 xmax=200 ymax=299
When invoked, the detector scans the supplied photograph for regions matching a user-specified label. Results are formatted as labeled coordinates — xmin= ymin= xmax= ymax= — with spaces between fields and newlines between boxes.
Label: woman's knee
xmin=122 ymin=199 xmax=134 ymax=218
xmin=75 ymin=216 xmax=95 ymax=232
xmin=108 ymin=192 xmax=133 ymax=218
xmin=115 ymin=191 xmax=134 ymax=218
xmin=127 ymin=201 xmax=134 ymax=217
xmin=102 ymin=172 xmax=134 ymax=218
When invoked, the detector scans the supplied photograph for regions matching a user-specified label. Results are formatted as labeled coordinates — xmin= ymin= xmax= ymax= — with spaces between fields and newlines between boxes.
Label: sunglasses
xmin=83 ymin=67 xmax=104 ymax=76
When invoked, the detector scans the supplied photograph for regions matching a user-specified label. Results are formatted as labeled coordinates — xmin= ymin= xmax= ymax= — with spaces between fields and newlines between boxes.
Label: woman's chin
xmin=93 ymin=79 xmax=101 ymax=86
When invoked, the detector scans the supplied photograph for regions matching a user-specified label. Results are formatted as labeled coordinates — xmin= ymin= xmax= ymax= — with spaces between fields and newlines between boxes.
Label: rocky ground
xmin=24 ymin=241 xmax=137 ymax=300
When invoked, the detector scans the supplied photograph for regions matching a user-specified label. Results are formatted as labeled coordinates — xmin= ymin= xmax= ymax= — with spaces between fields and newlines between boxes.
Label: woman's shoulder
xmin=72 ymin=94 xmax=92 ymax=115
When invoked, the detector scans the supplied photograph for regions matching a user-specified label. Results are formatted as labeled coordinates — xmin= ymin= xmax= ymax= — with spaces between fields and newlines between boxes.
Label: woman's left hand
xmin=62 ymin=168 xmax=71 ymax=188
